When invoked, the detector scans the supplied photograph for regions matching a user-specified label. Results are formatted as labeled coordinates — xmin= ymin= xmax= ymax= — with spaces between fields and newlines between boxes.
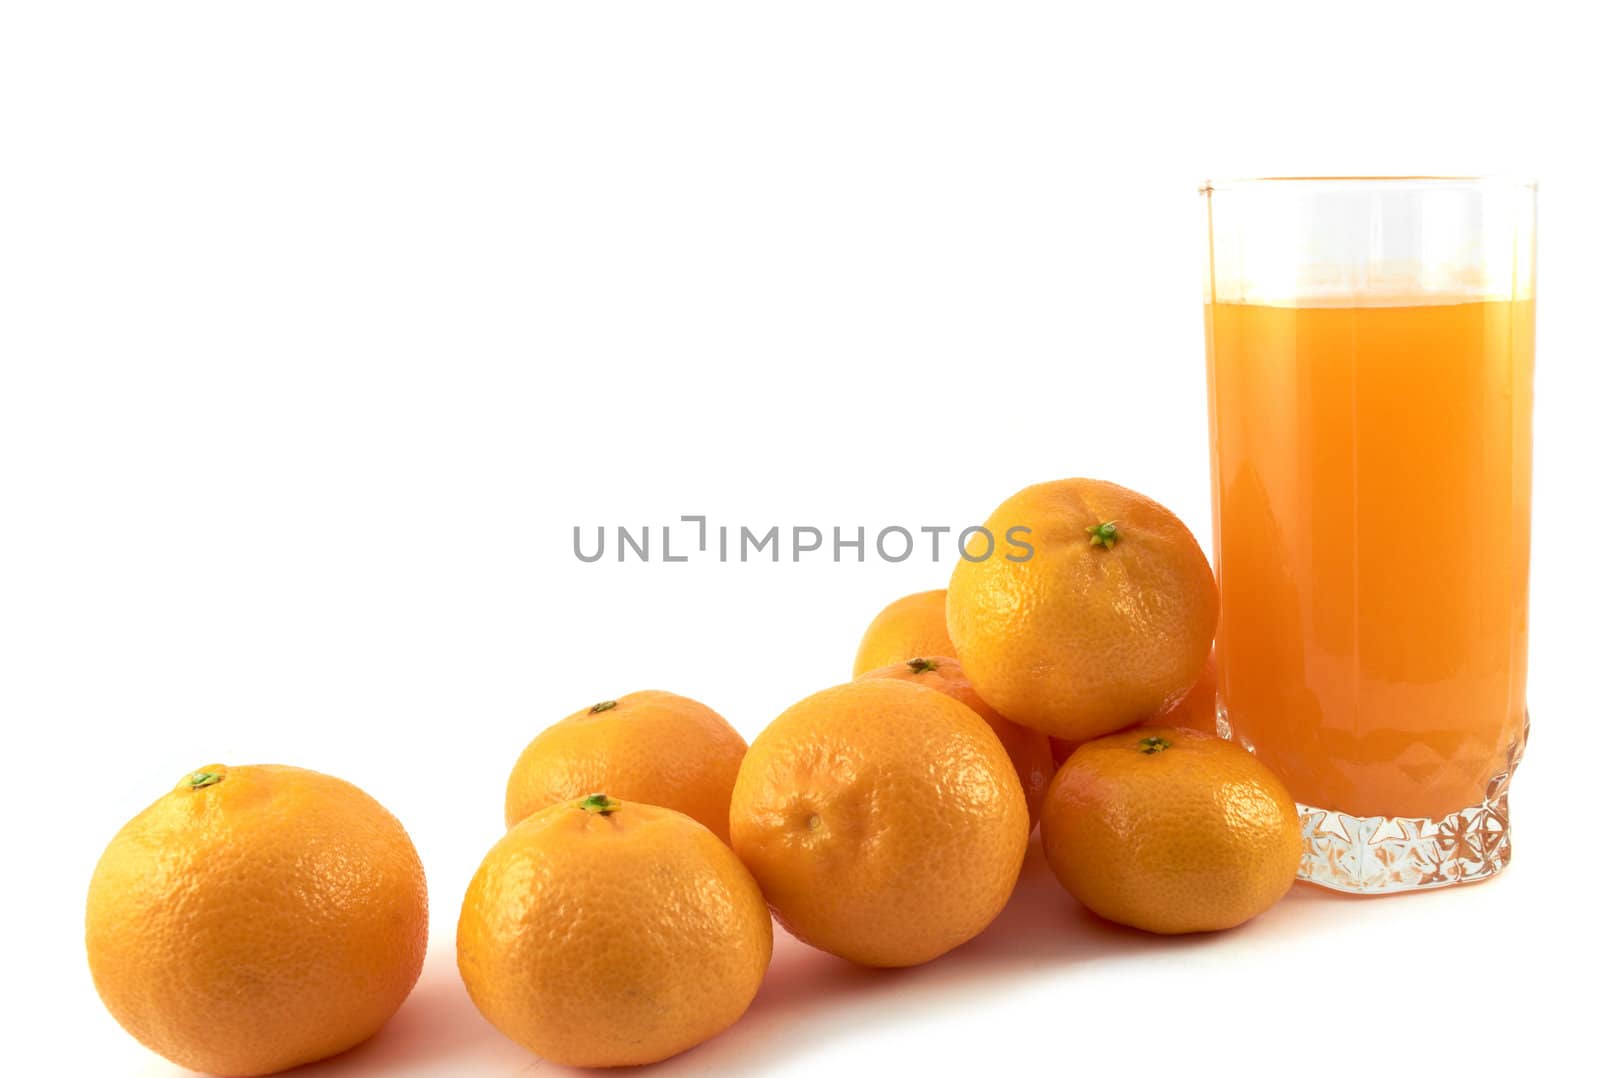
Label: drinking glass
xmin=1201 ymin=177 xmax=1536 ymax=892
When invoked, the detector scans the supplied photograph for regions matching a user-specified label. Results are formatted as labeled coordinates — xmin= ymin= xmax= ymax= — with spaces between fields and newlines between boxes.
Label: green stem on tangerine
xmin=186 ymin=771 xmax=223 ymax=789
xmin=1137 ymin=736 xmax=1172 ymax=755
xmin=906 ymin=658 xmax=940 ymax=674
xmin=589 ymin=700 xmax=618 ymax=714
xmin=579 ymin=793 xmax=621 ymax=815
xmin=1087 ymin=521 xmax=1120 ymax=549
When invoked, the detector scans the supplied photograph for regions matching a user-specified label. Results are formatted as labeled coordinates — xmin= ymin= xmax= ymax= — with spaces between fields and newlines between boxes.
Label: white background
xmin=4 ymin=2 xmax=1598 ymax=1075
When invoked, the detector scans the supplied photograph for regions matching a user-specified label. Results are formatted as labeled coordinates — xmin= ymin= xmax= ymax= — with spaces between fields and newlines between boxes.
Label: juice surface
xmin=1205 ymin=298 xmax=1533 ymax=819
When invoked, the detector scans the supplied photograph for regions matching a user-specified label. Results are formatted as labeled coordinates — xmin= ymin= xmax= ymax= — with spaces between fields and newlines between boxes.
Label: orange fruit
xmin=1047 ymin=649 xmax=1219 ymax=765
xmin=857 ymin=655 xmax=1053 ymax=828
xmin=851 ymin=588 xmax=955 ymax=677
xmin=1040 ymin=727 xmax=1302 ymax=934
xmin=457 ymin=795 xmax=771 ymax=1068
xmin=947 ymin=478 xmax=1218 ymax=740
xmin=1153 ymin=647 xmax=1218 ymax=734
xmin=729 ymin=679 xmax=1028 ymax=967
xmin=86 ymin=764 xmax=428 ymax=1077
xmin=504 ymin=690 xmax=746 ymax=841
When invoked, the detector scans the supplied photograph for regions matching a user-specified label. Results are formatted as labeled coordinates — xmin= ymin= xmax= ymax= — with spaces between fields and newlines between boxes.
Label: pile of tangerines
xmin=85 ymin=478 xmax=1304 ymax=1075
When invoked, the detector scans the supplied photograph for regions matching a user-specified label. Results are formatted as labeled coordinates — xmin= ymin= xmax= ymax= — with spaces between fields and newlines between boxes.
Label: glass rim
xmin=1200 ymin=175 xmax=1538 ymax=194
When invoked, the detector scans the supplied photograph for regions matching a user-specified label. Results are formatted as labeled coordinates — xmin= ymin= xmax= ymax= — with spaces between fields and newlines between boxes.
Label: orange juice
xmin=1205 ymin=298 xmax=1533 ymax=821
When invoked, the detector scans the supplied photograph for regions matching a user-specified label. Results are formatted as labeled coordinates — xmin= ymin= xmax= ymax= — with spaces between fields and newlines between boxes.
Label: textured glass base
xmin=1295 ymin=778 xmax=1515 ymax=894
xmin=1219 ymin=708 xmax=1527 ymax=894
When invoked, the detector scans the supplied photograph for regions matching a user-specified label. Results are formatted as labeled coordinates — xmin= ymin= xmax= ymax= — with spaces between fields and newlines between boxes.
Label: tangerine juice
xmin=1205 ymin=297 xmax=1533 ymax=820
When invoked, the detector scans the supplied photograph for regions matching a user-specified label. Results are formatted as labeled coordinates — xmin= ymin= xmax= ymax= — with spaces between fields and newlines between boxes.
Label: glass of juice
xmin=1201 ymin=177 xmax=1536 ymax=893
